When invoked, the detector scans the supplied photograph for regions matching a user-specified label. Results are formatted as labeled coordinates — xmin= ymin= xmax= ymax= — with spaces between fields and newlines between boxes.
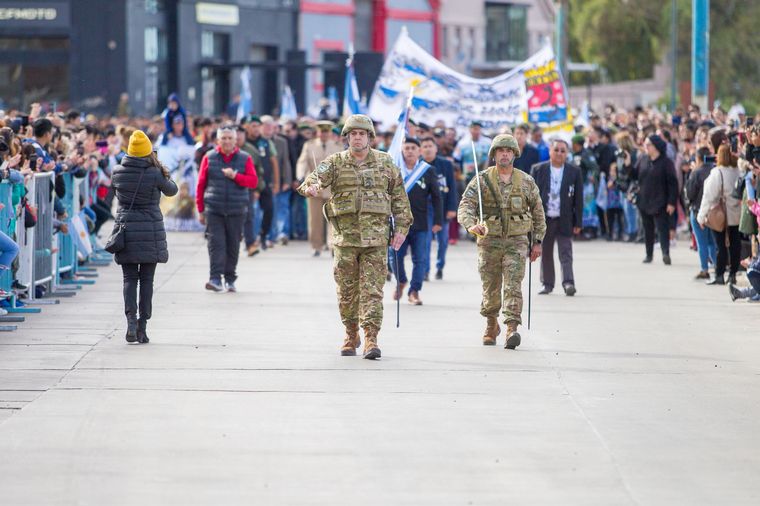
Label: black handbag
xmin=731 ymin=173 xmax=746 ymax=200
xmin=105 ymin=169 xmax=146 ymax=254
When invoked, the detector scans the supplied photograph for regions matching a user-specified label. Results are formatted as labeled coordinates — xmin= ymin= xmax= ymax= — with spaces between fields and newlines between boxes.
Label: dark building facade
xmin=0 ymin=0 xmax=298 ymax=116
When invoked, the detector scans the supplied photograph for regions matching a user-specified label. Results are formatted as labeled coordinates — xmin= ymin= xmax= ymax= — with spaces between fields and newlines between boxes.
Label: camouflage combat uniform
xmin=457 ymin=134 xmax=546 ymax=348
xmin=297 ymin=115 xmax=412 ymax=358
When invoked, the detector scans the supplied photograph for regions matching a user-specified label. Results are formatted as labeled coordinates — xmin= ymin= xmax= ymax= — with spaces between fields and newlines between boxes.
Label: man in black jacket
xmin=531 ymin=139 xmax=583 ymax=295
xmin=513 ymin=124 xmax=540 ymax=173
xmin=392 ymin=138 xmax=443 ymax=305
xmin=420 ymin=136 xmax=458 ymax=280
xmin=685 ymin=147 xmax=717 ymax=278
xmin=630 ymin=135 xmax=678 ymax=265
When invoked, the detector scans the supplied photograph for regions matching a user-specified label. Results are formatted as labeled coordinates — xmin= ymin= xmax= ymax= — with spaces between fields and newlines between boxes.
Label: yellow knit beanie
xmin=127 ymin=130 xmax=152 ymax=158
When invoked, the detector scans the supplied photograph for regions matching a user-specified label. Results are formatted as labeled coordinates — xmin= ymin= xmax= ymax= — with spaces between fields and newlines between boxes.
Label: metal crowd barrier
xmin=55 ymin=173 xmax=79 ymax=285
xmin=0 ymin=182 xmax=24 ymax=330
xmin=0 ymin=169 xmax=114 ymax=332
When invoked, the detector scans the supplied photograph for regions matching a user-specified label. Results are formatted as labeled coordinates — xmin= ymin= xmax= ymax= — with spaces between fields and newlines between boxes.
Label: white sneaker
xmin=0 ymin=307 xmax=8 ymax=316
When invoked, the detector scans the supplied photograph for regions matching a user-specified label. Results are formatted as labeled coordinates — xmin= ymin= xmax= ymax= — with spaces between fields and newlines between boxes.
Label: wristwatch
xmin=534 ymin=239 xmax=542 ymax=245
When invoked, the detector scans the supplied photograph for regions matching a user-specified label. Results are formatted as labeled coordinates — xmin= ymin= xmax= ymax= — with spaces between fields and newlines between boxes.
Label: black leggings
xmin=641 ymin=211 xmax=671 ymax=257
xmin=606 ymin=208 xmax=624 ymax=239
xmin=122 ymin=263 xmax=157 ymax=321
xmin=712 ymin=226 xmax=741 ymax=277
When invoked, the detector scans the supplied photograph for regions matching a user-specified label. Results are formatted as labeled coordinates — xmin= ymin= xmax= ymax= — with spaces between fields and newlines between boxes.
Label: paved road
xmin=0 ymin=233 xmax=758 ymax=505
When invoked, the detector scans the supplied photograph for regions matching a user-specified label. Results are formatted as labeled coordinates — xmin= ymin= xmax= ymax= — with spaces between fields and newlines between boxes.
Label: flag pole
xmin=471 ymin=141 xmax=485 ymax=227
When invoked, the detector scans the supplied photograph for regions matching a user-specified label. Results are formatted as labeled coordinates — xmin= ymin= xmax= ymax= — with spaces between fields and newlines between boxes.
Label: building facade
xmin=439 ymin=0 xmax=555 ymax=76
xmin=0 ymin=0 xmax=298 ymax=116
xmin=0 ymin=0 xmax=524 ymax=117
xmin=299 ymin=0 xmax=438 ymax=113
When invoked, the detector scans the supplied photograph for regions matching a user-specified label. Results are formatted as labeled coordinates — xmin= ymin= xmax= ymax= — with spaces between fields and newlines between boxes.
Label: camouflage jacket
xmin=457 ymin=166 xmax=546 ymax=244
xmin=297 ymin=148 xmax=412 ymax=247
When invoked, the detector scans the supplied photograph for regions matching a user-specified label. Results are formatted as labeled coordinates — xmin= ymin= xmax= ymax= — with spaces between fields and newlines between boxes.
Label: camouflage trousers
xmin=333 ymin=245 xmax=387 ymax=333
xmin=477 ymin=235 xmax=529 ymax=325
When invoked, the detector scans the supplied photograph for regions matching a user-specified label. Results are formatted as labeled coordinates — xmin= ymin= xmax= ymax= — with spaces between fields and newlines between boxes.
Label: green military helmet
xmin=341 ymin=114 xmax=376 ymax=138
xmin=488 ymin=134 xmax=521 ymax=160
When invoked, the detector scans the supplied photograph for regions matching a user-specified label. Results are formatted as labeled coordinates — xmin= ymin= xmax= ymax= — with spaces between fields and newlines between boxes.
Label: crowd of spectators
xmin=1 ymin=95 xmax=758 ymax=306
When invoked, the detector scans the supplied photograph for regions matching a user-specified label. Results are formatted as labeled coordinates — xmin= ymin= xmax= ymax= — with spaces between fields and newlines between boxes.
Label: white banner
xmin=368 ymin=31 xmax=569 ymax=134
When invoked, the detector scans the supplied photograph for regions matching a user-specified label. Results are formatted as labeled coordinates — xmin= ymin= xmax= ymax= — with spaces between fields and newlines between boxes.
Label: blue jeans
xmin=291 ymin=193 xmax=308 ymax=240
xmin=390 ymin=229 xmax=427 ymax=293
xmin=426 ymin=204 xmax=449 ymax=273
xmin=690 ymin=209 xmax=716 ymax=271
xmin=623 ymin=199 xmax=638 ymax=236
xmin=272 ymin=189 xmax=292 ymax=240
xmin=244 ymin=199 xmax=257 ymax=247
xmin=0 ymin=230 xmax=19 ymax=268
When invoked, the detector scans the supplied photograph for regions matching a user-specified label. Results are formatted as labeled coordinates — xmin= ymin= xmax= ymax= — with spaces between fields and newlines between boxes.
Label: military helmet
xmin=488 ymin=134 xmax=521 ymax=160
xmin=341 ymin=114 xmax=376 ymax=138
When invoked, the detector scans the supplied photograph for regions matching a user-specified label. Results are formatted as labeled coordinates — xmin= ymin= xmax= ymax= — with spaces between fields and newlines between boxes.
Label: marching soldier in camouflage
xmin=298 ymin=114 xmax=412 ymax=359
xmin=457 ymin=134 xmax=546 ymax=349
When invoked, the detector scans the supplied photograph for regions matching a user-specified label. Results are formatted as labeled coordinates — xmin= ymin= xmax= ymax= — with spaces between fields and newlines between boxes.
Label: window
xmin=145 ymin=0 xmax=165 ymax=15
xmin=485 ymin=3 xmax=527 ymax=61
xmin=144 ymin=27 xmax=158 ymax=62
xmin=201 ymin=31 xmax=230 ymax=60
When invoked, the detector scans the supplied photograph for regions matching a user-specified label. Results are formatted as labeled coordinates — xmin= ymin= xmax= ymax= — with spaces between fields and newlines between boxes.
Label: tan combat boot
xmin=362 ymin=328 xmax=381 ymax=360
xmin=482 ymin=316 xmax=500 ymax=346
xmin=504 ymin=321 xmax=521 ymax=350
xmin=340 ymin=325 xmax=361 ymax=356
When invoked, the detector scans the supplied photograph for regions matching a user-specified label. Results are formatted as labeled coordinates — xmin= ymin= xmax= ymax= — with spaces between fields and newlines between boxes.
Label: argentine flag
xmin=343 ymin=61 xmax=363 ymax=117
xmin=236 ymin=66 xmax=252 ymax=122
xmin=386 ymin=94 xmax=431 ymax=193
xmin=280 ymin=85 xmax=298 ymax=120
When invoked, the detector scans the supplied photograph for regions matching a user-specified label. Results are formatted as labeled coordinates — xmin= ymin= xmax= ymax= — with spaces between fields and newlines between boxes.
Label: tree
xmin=568 ymin=0 xmax=760 ymax=110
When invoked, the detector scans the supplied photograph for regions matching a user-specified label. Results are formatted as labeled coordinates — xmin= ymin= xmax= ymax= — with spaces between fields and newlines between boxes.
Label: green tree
xmin=568 ymin=0 xmax=760 ymax=110
xmin=569 ymin=0 xmax=665 ymax=82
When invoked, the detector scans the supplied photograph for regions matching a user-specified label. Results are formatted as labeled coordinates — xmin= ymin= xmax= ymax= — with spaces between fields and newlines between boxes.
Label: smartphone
xmin=748 ymin=118 xmax=755 ymax=127
xmin=95 ymin=140 xmax=109 ymax=155
xmin=20 ymin=115 xmax=29 ymax=128
xmin=28 ymin=154 xmax=38 ymax=168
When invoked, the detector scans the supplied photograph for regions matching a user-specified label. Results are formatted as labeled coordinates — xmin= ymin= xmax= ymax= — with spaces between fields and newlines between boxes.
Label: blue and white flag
xmin=280 ymin=85 xmax=298 ymax=120
xmin=401 ymin=158 xmax=433 ymax=193
xmin=236 ymin=66 xmax=252 ymax=122
xmin=327 ymin=86 xmax=339 ymax=118
xmin=343 ymin=60 xmax=363 ymax=117
xmin=71 ymin=211 xmax=93 ymax=256
xmin=386 ymin=92 xmax=431 ymax=193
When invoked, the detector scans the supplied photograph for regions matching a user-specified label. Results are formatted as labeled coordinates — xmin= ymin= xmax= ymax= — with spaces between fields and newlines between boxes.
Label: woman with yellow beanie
xmin=110 ymin=130 xmax=178 ymax=343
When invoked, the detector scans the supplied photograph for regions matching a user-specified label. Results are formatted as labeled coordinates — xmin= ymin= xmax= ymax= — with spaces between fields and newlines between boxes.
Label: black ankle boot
xmin=137 ymin=319 xmax=149 ymax=344
xmin=125 ymin=315 xmax=138 ymax=343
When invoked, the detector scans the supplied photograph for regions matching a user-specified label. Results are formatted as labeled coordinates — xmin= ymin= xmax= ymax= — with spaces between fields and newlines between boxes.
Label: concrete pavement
xmin=0 ymin=233 xmax=758 ymax=505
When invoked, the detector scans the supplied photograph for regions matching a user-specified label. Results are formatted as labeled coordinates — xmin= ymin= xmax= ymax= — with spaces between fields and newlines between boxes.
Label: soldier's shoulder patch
xmin=316 ymin=161 xmax=331 ymax=175
xmin=464 ymin=186 xmax=478 ymax=198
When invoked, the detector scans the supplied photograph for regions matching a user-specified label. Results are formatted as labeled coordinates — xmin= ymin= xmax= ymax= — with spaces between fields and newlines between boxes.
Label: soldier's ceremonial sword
xmin=470 ymin=141 xmax=486 ymax=238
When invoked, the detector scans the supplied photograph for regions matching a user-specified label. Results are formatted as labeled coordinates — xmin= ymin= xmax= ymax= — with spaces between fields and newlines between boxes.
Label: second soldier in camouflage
xmin=457 ymin=134 xmax=546 ymax=349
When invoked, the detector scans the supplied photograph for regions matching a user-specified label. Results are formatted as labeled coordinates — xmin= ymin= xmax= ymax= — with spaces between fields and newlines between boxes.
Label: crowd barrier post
xmin=2 ymin=180 xmax=40 ymax=316
xmin=20 ymin=172 xmax=59 ymax=305
xmin=0 ymin=182 xmax=20 ymax=330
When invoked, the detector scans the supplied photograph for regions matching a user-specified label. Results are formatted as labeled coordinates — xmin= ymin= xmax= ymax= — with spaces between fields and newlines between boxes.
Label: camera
xmin=703 ymin=154 xmax=716 ymax=164
xmin=729 ymin=131 xmax=739 ymax=153
xmin=614 ymin=148 xmax=627 ymax=170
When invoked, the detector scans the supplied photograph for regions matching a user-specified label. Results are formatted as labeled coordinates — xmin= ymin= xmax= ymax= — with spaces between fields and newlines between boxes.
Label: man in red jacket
xmin=196 ymin=125 xmax=258 ymax=292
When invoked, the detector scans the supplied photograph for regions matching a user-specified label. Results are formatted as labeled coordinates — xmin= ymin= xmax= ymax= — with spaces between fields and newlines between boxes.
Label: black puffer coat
xmin=111 ymin=156 xmax=178 ymax=265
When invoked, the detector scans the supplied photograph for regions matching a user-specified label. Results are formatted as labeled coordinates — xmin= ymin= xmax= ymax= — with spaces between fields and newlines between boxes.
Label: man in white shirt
xmin=530 ymin=139 xmax=583 ymax=296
